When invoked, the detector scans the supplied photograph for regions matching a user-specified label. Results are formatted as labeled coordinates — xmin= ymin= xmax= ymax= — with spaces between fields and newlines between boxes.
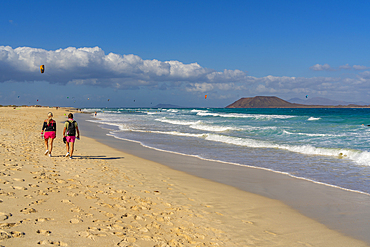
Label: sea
xmin=82 ymin=107 xmax=370 ymax=195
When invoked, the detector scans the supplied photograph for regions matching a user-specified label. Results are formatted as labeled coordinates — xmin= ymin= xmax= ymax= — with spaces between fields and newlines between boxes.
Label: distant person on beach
xmin=63 ymin=113 xmax=80 ymax=159
xmin=94 ymin=111 xmax=97 ymax=117
xmin=41 ymin=112 xmax=56 ymax=157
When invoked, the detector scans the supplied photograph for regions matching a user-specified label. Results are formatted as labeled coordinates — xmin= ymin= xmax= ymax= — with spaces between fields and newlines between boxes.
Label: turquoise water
xmin=83 ymin=107 xmax=370 ymax=194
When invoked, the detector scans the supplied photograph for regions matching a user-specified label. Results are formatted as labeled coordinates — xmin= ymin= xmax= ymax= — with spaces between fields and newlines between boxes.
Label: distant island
xmin=226 ymin=96 xmax=370 ymax=108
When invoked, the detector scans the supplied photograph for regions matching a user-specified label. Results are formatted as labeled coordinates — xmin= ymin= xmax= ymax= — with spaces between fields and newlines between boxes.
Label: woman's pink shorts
xmin=44 ymin=131 xmax=56 ymax=139
xmin=66 ymin=136 xmax=76 ymax=143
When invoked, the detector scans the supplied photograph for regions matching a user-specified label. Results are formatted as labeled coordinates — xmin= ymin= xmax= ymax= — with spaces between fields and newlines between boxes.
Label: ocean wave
xmin=196 ymin=111 xmax=295 ymax=120
xmin=308 ymin=117 xmax=321 ymax=121
xmin=283 ymin=130 xmax=342 ymax=137
xmin=204 ymin=134 xmax=370 ymax=166
xmin=156 ymin=118 xmax=239 ymax=132
xmin=108 ymin=124 xmax=370 ymax=166
xmin=166 ymin=109 xmax=179 ymax=113
xmin=155 ymin=118 xmax=201 ymax=125
xmin=243 ymin=125 xmax=278 ymax=131
xmin=189 ymin=124 xmax=238 ymax=132
xmin=115 ymin=128 xmax=206 ymax=138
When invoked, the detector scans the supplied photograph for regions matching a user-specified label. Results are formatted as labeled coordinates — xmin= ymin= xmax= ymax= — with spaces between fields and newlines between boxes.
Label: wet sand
xmin=0 ymin=106 xmax=368 ymax=246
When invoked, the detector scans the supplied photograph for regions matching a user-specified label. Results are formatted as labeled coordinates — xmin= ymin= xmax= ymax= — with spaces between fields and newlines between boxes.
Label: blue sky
xmin=1 ymin=0 xmax=370 ymax=107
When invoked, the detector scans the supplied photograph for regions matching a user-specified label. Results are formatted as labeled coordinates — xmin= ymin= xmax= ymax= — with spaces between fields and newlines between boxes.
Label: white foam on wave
xmin=166 ymin=109 xmax=179 ymax=113
xmin=156 ymin=118 xmax=239 ymax=132
xmin=82 ymin=108 xmax=100 ymax=113
xmin=189 ymin=124 xmax=238 ymax=132
xmin=116 ymin=128 xmax=206 ymax=138
xmin=283 ymin=130 xmax=342 ymax=137
xmin=109 ymin=124 xmax=370 ymax=166
xmin=308 ymin=117 xmax=321 ymax=121
xmin=191 ymin=109 xmax=206 ymax=113
xmin=196 ymin=111 xmax=295 ymax=120
xmin=204 ymin=134 xmax=370 ymax=166
xmin=155 ymin=118 xmax=201 ymax=126
xmin=243 ymin=125 xmax=278 ymax=131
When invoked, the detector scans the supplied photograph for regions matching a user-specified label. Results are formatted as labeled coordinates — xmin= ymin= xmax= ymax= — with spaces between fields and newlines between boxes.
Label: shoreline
xmin=0 ymin=106 xmax=368 ymax=246
xmin=111 ymin=133 xmax=370 ymax=198
xmin=77 ymin=112 xmax=370 ymax=245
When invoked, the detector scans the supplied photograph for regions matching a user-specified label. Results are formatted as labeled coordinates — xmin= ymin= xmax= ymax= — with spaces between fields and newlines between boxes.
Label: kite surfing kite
xmin=205 ymin=95 xmax=207 ymax=99
xmin=40 ymin=65 xmax=45 ymax=73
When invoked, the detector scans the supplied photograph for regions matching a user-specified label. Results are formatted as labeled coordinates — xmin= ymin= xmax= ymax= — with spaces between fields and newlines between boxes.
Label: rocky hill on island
xmin=226 ymin=96 xmax=369 ymax=108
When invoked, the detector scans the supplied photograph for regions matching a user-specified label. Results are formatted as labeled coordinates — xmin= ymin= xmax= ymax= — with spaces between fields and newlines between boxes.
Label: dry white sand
xmin=0 ymin=107 xmax=367 ymax=246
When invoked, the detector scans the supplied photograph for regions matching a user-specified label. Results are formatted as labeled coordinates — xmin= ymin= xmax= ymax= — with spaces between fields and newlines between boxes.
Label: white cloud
xmin=353 ymin=65 xmax=369 ymax=70
xmin=2 ymin=46 xmax=370 ymax=103
xmin=185 ymin=83 xmax=214 ymax=92
xmin=0 ymin=46 xmax=247 ymax=87
xmin=339 ymin=64 xmax=351 ymax=70
xmin=309 ymin=63 xmax=334 ymax=71
xmin=206 ymin=69 xmax=247 ymax=82
xmin=255 ymin=84 xmax=277 ymax=93
xmin=358 ymin=71 xmax=370 ymax=79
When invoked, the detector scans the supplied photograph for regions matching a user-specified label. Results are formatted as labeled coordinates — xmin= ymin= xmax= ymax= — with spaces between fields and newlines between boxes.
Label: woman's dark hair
xmin=68 ymin=113 xmax=73 ymax=119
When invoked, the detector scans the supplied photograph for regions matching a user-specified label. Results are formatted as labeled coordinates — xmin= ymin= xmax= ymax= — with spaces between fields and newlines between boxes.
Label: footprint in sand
xmin=36 ymin=229 xmax=52 ymax=235
xmin=67 ymin=192 xmax=78 ymax=197
xmin=0 ymin=222 xmax=18 ymax=229
xmin=35 ymin=218 xmax=53 ymax=222
xmin=34 ymin=190 xmax=48 ymax=196
xmin=29 ymin=199 xmax=46 ymax=206
xmin=37 ymin=240 xmax=68 ymax=246
xmin=69 ymin=218 xmax=81 ymax=224
xmin=20 ymin=208 xmax=37 ymax=214
xmin=77 ymin=231 xmax=95 ymax=240
xmin=0 ymin=230 xmax=25 ymax=240
xmin=70 ymin=207 xmax=82 ymax=213
xmin=12 ymin=186 xmax=27 ymax=190
xmin=61 ymin=199 xmax=72 ymax=204
xmin=0 ymin=212 xmax=12 ymax=221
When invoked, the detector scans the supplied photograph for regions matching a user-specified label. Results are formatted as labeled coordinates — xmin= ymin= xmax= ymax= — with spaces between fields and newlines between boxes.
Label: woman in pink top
xmin=41 ymin=112 xmax=56 ymax=157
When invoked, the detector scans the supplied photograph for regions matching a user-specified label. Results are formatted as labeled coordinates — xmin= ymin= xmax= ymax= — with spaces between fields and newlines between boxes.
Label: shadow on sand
xmin=50 ymin=155 xmax=124 ymax=160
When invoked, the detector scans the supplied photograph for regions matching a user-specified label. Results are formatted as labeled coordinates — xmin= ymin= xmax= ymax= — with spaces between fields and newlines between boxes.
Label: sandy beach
xmin=0 ymin=107 xmax=367 ymax=247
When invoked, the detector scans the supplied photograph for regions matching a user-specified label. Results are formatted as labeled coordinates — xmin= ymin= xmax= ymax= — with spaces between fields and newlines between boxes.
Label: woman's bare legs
xmin=70 ymin=142 xmax=75 ymax=158
xmin=44 ymin=138 xmax=49 ymax=154
xmin=49 ymin=138 xmax=54 ymax=155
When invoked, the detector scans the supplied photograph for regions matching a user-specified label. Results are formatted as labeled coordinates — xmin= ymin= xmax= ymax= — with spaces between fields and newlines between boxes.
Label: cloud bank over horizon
xmin=0 ymin=46 xmax=246 ymax=89
xmin=1 ymin=46 xmax=370 ymax=102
